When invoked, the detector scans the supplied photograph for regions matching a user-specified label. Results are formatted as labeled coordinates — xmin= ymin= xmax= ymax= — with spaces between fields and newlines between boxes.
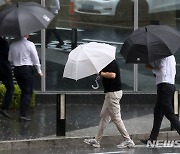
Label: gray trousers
xmin=95 ymin=90 xmax=131 ymax=142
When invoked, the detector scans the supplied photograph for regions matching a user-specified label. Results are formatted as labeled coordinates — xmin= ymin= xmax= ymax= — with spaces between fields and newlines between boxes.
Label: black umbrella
xmin=120 ymin=25 xmax=180 ymax=64
xmin=0 ymin=0 xmax=5 ymax=6
xmin=0 ymin=2 xmax=55 ymax=37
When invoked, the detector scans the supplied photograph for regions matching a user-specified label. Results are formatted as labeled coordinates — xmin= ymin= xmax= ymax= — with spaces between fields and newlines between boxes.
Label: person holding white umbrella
xmin=84 ymin=59 xmax=135 ymax=148
xmin=63 ymin=42 xmax=134 ymax=147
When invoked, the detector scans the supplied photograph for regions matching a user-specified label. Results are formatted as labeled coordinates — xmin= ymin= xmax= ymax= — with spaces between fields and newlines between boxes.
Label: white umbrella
xmin=63 ymin=42 xmax=116 ymax=81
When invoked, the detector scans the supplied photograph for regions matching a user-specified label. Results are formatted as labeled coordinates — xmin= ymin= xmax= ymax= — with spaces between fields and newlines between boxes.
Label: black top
xmin=102 ymin=60 xmax=122 ymax=93
xmin=0 ymin=37 xmax=9 ymax=61
xmin=0 ymin=37 xmax=12 ymax=80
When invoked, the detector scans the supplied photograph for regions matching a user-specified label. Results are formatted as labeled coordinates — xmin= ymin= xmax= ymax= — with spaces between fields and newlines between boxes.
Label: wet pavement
xmin=0 ymin=102 xmax=179 ymax=154
xmin=0 ymin=104 xmax=56 ymax=141
xmin=0 ymin=103 xmax=173 ymax=141
xmin=1 ymin=144 xmax=180 ymax=154
xmin=0 ymin=147 xmax=179 ymax=154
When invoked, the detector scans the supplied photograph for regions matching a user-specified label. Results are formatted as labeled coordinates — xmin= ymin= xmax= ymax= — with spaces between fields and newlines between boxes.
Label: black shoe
xmin=19 ymin=116 xmax=31 ymax=122
xmin=140 ymin=138 xmax=155 ymax=144
xmin=140 ymin=139 xmax=148 ymax=144
xmin=56 ymin=42 xmax=64 ymax=48
xmin=0 ymin=109 xmax=12 ymax=118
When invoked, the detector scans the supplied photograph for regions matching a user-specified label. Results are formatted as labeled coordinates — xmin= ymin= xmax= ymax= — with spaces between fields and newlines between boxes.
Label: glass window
xmin=2 ymin=0 xmax=179 ymax=92
xmin=45 ymin=0 xmax=134 ymax=91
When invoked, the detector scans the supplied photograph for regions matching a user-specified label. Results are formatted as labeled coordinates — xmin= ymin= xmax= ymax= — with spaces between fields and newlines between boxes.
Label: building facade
xmin=1 ymin=0 xmax=180 ymax=93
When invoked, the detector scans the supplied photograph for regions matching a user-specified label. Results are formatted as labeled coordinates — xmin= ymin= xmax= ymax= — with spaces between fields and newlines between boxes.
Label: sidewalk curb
xmin=0 ymin=131 xmax=179 ymax=151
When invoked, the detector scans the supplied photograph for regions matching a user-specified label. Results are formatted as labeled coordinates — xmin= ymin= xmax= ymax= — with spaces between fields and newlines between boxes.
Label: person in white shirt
xmin=141 ymin=55 xmax=180 ymax=143
xmin=8 ymin=34 xmax=43 ymax=122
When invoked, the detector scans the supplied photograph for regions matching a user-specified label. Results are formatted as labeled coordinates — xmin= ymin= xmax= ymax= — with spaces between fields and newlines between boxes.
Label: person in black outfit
xmin=0 ymin=37 xmax=14 ymax=118
xmin=84 ymin=60 xmax=134 ymax=148
xmin=46 ymin=0 xmax=64 ymax=48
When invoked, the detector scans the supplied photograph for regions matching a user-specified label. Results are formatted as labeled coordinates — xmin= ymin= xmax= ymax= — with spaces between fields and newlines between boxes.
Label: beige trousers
xmin=95 ymin=90 xmax=131 ymax=142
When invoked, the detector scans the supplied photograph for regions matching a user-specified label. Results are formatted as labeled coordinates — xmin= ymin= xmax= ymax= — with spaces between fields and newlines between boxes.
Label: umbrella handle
xmin=92 ymin=76 xmax=100 ymax=90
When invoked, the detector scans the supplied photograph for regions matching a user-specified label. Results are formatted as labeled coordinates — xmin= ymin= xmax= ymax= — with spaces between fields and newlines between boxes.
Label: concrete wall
xmin=36 ymin=93 xmax=161 ymax=105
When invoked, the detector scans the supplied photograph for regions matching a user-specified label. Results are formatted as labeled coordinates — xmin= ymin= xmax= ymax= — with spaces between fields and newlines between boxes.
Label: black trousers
xmin=46 ymin=29 xmax=64 ymax=45
xmin=0 ymin=61 xmax=14 ymax=110
xmin=150 ymin=83 xmax=180 ymax=140
xmin=14 ymin=66 xmax=34 ymax=117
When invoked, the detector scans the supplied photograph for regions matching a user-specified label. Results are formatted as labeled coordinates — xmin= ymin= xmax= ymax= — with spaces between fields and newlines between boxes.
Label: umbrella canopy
xmin=63 ymin=42 xmax=116 ymax=81
xmin=0 ymin=2 xmax=55 ymax=37
xmin=0 ymin=0 xmax=5 ymax=6
xmin=120 ymin=25 xmax=180 ymax=64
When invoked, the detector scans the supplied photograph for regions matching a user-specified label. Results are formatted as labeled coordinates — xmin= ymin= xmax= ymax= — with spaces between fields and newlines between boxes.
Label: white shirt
xmin=8 ymin=37 xmax=42 ymax=74
xmin=151 ymin=55 xmax=176 ymax=85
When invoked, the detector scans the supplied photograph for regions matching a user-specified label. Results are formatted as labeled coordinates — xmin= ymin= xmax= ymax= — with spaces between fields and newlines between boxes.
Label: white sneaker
xmin=84 ymin=138 xmax=100 ymax=148
xmin=117 ymin=139 xmax=135 ymax=148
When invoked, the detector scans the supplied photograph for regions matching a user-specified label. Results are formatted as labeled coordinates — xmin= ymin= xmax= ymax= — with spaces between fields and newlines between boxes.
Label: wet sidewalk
xmin=0 ymin=103 xmax=173 ymax=141
xmin=1 ymin=101 xmax=180 ymax=153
